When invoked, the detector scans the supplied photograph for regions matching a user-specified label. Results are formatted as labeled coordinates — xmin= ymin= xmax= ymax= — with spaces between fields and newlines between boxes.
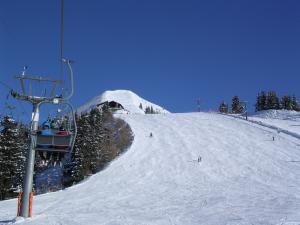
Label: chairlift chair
xmin=11 ymin=58 xmax=76 ymax=164
xmin=35 ymin=102 xmax=77 ymax=162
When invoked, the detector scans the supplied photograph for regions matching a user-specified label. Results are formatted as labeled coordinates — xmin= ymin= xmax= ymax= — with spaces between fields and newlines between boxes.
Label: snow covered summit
xmin=77 ymin=90 xmax=169 ymax=114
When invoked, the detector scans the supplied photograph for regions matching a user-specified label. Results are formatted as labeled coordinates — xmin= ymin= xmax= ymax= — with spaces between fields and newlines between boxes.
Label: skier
xmin=197 ymin=156 xmax=202 ymax=163
xmin=50 ymin=118 xmax=60 ymax=129
xmin=149 ymin=132 xmax=153 ymax=137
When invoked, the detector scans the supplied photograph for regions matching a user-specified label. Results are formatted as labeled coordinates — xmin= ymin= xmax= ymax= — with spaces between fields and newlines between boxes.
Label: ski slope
xmin=1 ymin=112 xmax=300 ymax=225
xmin=249 ymin=110 xmax=300 ymax=135
xmin=230 ymin=110 xmax=300 ymax=140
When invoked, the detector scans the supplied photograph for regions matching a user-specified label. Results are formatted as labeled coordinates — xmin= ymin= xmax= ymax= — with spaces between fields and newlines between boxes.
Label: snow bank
xmin=247 ymin=110 xmax=300 ymax=135
xmin=250 ymin=110 xmax=300 ymax=120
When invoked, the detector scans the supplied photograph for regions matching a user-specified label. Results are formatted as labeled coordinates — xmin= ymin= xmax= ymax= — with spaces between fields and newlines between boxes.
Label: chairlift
xmin=35 ymin=102 xmax=77 ymax=162
xmin=11 ymin=58 xmax=77 ymax=165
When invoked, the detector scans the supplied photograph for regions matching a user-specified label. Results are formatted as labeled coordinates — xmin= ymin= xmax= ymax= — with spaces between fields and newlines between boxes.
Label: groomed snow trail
xmin=1 ymin=112 xmax=300 ymax=225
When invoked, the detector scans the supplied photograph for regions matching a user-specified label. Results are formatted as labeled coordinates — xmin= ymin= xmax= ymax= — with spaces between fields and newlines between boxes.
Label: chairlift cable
xmin=59 ymin=0 xmax=68 ymax=98
xmin=0 ymin=80 xmax=13 ymax=91
xmin=60 ymin=0 xmax=64 ymax=81
xmin=0 ymin=80 xmax=30 ymax=119
xmin=6 ymin=93 xmax=30 ymax=121
xmin=19 ymin=101 xmax=31 ymax=118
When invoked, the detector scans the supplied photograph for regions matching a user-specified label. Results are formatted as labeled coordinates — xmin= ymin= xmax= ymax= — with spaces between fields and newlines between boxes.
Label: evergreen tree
xmin=145 ymin=106 xmax=151 ymax=114
xmin=139 ymin=103 xmax=143 ymax=110
xmin=88 ymin=108 xmax=105 ymax=172
xmin=14 ymin=123 xmax=28 ymax=192
xmin=266 ymin=91 xmax=280 ymax=110
xmin=63 ymin=108 xmax=133 ymax=187
xmin=231 ymin=96 xmax=243 ymax=114
xmin=255 ymin=91 xmax=267 ymax=111
xmin=150 ymin=106 xmax=154 ymax=114
xmin=0 ymin=116 xmax=26 ymax=200
xmin=219 ymin=101 xmax=228 ymax=113
xmin=261 ymin=91 xmax=267 ymax=110
xmin=291 ymin=95 xmax=299 ymax=111
xmin=69 ymin=114 xmax=88 ymax=183
xmin=66 ymin=109 xmax=107 ymax=185
xmin=145 ymin=106 xmax=156 ymax=114
xmin=281 ymin=95 xmax=293 ymax=110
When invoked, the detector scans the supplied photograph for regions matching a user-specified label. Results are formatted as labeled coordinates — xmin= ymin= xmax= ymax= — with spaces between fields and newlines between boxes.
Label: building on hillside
xmin=97 ymin=101 xmax=125 ymax=112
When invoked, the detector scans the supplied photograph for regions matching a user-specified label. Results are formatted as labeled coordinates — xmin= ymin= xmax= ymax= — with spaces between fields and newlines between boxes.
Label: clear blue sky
xmin=1 ymin=0 xmax=300 ymax=115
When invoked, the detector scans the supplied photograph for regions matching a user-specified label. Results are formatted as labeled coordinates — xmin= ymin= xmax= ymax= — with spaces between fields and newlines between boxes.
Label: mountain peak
xmin=77 ymin=89 xmax=169 ymax=114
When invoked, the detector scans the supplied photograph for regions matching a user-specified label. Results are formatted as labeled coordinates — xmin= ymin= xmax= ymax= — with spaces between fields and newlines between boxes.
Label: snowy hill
xmin=77 ymin=90 xmax=169 ymax=114
xmin=1 ymin=111 xmax=300 ymax=225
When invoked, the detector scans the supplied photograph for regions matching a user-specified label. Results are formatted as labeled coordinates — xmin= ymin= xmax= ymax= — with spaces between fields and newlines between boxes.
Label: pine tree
xmin=266 ymin=91 xmax=280 ymax=110
xmin=261 ymin=91 xmax=267 ymax=110
xmin=68 ymin=114 xmax=88 ymax=183
xmin=63 ymin=108 xmax=132 ymax=187
xmin=219 ymin=101 xmax=228 ymax=113
xmin=291 ymin=95 xmax=299 ymax=111
xmin=0 ymin=116 xmax=26 ymax=200
xmin=88 ymin=108 xmax=105 ymax=172
xmin=14 ymin=123 xmax=28 ymax=192
xmin=281 ymin=95 xmax=293 ymax=110
xmin=231 ymin=96 xmax=243 ymax=114
xmin=255 ymin=91 xmax=267 ymax=111
xmin=150 ymin=106 xmax=154 ymax=114
xmin=145 ymin=106 xmax=151 ymax=114
xmin=145 ymin=106 xmax=155 ymax=114
xmin=65 ymin=109 xmax=107 ymax=185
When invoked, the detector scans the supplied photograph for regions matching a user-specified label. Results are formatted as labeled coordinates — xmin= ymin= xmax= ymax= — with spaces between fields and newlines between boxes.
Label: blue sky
xmin=1 ymin=0 xmax=300 ymax=115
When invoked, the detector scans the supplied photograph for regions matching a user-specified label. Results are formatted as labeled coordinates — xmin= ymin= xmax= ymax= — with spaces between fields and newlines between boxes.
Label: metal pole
xmin=13 ymin=58 xmax=73 ymax=218
xmin=20 ymin=103 xmax=39 ymax=218
xmin=244 ymin=102 xmax=248 ymax=120
xmin=197 ymin=99 xmax=200 ymax=112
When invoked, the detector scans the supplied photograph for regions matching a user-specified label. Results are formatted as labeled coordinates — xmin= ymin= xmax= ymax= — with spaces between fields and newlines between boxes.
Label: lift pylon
xmin=11 ymin=59 xmax=76 ymax=218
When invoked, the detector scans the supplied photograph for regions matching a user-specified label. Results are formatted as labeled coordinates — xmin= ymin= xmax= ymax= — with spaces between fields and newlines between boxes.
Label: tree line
xmin=218 ymin=91 xmax=299 ymax=114
xmin=255 ymin=91 xmax=299 ymax=112
xmin=139 ymin=103 xmax=158 ymax=114
xmin=63 ymin=108 xmax=133 ymax=187
xmin=218 ymin=96 xmax=245 ymax=114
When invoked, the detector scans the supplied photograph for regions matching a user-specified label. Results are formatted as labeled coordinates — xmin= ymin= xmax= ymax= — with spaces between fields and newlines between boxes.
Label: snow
xmin=1 ymin=110 xmax=300 ymax=225
xmin=230 ymin=110 xmax=300 ymax=139
xmin=249 ymin=110 xmax=300 ymax=134
xmin=77 ymin=90 xmax=169 ymax=114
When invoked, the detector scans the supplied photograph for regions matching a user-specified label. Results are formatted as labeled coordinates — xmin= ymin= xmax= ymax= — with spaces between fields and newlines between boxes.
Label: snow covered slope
xmin=1 ymin=112 xmax=300 ymax=225
xmin=249 ymin=110 xmax=300 ymax=134
xmin=231 ymin=110 xmax=300 ymax=139
xmin=77 ymin=90 xmax=169 ymax=114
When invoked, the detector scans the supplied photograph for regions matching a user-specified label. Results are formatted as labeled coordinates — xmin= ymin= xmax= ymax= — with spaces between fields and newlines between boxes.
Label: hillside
xmin=77 ymin=90 xmax=169 ymax=114
xmin=0 ymin=110 xmax=300 ymax=225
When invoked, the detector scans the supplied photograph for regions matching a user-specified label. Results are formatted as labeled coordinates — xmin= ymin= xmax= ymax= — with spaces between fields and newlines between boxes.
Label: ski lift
xmin=11 ymin=58 xmax=77 ymax=164
xmin=35 ymin=102 xmax=77 ymax=162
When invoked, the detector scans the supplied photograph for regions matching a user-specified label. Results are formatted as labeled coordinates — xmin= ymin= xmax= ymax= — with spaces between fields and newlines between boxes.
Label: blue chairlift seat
xmin=41 ymin=129 xmax=54 ymax=136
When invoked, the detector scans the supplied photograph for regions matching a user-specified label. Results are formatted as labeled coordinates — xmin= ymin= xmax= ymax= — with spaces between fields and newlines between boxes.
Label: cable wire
xmin=60 ymin=0 xmax=64 ymax=80
xmin=0 ymin=80 xmax=13 ymax=91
